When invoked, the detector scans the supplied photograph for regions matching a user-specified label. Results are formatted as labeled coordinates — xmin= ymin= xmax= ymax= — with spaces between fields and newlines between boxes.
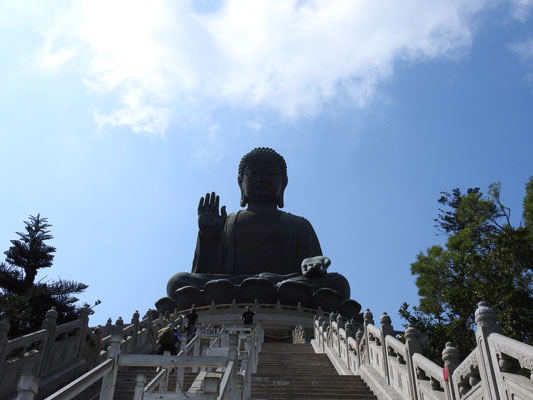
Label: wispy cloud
xmin=510 ymin=0 xmax=533 ymax=21
xmin=31 ymin=0 xmax=495 ymax=134
xmin=510 ymin=39 xmax=533 ymax=63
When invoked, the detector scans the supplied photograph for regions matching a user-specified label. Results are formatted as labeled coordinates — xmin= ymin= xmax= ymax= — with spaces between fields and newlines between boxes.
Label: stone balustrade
xmin=312 ymin=301 xmax=533 ymax=400
xmin=0 ymin=306 xmax=172 ymax=400
xmin=42 ymin=323 xmax=263 ymax=400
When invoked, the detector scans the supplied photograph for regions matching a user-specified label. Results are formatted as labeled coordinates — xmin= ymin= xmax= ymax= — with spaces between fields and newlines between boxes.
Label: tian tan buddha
xmin=155 ymin=147 xmax=361 ymax=319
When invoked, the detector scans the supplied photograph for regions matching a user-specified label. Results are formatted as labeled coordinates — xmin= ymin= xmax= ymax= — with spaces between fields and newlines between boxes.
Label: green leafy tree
xmin=0 ymin=215 xmax=88 ymax=338
xmin=400 ymin=179 xmax=533 ymax=364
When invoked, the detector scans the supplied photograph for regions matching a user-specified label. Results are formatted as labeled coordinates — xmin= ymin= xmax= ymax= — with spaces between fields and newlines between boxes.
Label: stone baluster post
xmin=321 ymin=321 xmax=329 ymax=352
xmin=343 ymin=318 xmax=353 ymax=368
xmin=131 ymin=310 xmax=140 ymax=351
xmin=203 ymin=375 xmax=220 ymax=400
xmin=336 ymin=314 xmax=345 ymax=357
xmin=92 ymin=327 xmax=103 ymax=367
xmin=380 ymin=312 xmax=393 ymax=384
xmin=39 ymin=307 xmax=58 ymax=376
xmin=356 ymin=328 xmax=364 ymax=371
xmin=442 ymin=342 xmax=461 ymax=400
xmin=228 ymin=334 xmax=238 ymax=395
xmin=16 ymin=374 xmax=41 ymax=400
xmin=474 ymin=301 xmax=502 ymax=400
xmin=405 ymin=325 xmax=422 ymax=400
xmin=0 ymin=318 xmax=10 ymax=381
xmin=328 ymin=312 xmax=337 ymax=348
xmin=133 ymin=373 xmax=145 ymax=400
xmin=76 ymin=306 xmax=91 ymax=361
xmin=238 ymin=350 xmax=249 ymax=399
xmin=99 ymin=317 xmax=123 ymax=400
xmin=363 ymin=309 xmax=374 ymax=364
xmin=192 ymin=335 xmax=201 ymax=372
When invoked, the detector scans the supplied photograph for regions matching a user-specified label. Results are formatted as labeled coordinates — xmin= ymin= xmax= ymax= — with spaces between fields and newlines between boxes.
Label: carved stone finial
xmin=474 ymin=301 xmax=499 ymax=330
xmin=79 ymin=305 xmax=91 ymax=318
xmin=380 ymin=312 xmax=391 ymax=327
xmin=345 ymin=318 xmax=355 ymax=338
xmin=442 ymin=342 xmax=461 ymax=367
xmin=404 ymin=325 xmax=420 ymax=341
xmin=363 ymin=309 xmax=374 ymax=325
xmin=356 ymin=327 xmax=364 ymax=342
xmin=115 ymin=317 xmax=124 ymax=330
xmin=46 ymin=307 xmax=59 ymax=321
xmin=336 ymin=313 xmax=346 ymax=329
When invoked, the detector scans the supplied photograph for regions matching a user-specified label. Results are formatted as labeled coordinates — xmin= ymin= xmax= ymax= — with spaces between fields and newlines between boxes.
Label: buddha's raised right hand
xmin=198 ymin=192 xmax=227 ymax=237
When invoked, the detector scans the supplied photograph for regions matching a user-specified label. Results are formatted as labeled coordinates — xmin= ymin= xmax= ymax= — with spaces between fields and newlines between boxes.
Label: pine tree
xmin=0 ymin=215 xmax=88 ymax=338
xmin=4 ymin=214 xmax=55 ymax=287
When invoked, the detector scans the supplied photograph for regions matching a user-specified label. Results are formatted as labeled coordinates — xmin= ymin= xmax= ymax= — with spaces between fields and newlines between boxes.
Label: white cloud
xmin=510 ymin=39 xmax=533 ymax=63
xmin=510 ymin=0 xmax=533 ymax=21
xmin=34 ymin=0 xmax=495 ymax=134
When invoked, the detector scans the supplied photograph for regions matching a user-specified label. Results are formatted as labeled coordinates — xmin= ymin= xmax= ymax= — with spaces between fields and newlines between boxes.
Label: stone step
xmin=251 ymin=343 xmax=376 ymax=400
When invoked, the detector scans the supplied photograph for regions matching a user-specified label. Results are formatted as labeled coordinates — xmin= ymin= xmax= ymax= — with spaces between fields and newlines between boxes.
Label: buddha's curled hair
xmin=238 ymin=147 xmax=288 ymax=184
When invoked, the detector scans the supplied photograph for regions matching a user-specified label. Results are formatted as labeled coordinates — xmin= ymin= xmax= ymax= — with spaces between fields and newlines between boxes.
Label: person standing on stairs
xmin=183 ymin=307 xmax=198 ymax=342
xmin=241 ymin=305 xmax=255 ymax=326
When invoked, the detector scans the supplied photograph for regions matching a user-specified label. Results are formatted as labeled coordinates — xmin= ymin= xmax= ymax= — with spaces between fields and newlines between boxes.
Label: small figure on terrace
xmin=157 ymin=148 xmax=360 ymax=318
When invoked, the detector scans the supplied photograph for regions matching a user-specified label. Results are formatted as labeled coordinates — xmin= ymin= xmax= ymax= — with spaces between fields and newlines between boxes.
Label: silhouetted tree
xmin=0 ymin=215 xmax=88 ymax=338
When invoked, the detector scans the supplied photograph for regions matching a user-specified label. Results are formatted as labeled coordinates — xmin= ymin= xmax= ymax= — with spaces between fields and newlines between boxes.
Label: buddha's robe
xmin=193 ymin=211 xmax=321 ymax=275
xmin=166 ymin=210 xmax=350 ymax=299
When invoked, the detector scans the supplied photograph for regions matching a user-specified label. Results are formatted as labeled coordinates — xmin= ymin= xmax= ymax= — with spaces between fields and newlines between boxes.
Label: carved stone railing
xmin=42 ymin=322 xmax=263 ymax=400
xmin=1 ymin=306 xmax=171 ymax=400
xmin=312 ymin=301 xmax=533 ymax=400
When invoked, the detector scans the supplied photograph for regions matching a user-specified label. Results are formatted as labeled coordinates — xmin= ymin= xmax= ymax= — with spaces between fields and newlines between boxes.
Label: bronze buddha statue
xmin=156 ymin=148 xmax=360 ymax=318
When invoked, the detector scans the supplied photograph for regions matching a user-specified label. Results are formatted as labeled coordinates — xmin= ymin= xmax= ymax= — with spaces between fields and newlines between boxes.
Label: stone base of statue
xmin=155 ymin=274 xmax=363 ymax=322
xmin=155 ymin=299 xmax=363 ymax=342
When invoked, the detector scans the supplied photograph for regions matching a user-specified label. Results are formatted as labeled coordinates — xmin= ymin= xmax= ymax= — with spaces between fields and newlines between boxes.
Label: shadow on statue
xmin=156 ymin=148 xmax=362 ymax=320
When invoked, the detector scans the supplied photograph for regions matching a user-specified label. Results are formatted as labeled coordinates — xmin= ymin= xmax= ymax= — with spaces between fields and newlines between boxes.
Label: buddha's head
xmin=238 ymin=147 xmax=288 ymax=208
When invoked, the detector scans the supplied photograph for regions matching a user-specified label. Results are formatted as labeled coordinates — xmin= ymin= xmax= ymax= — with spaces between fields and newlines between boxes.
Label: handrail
xmin=144 ymin=368 xmax=168 ymax=393
xmin=218 ymin=360 xmax=235 ymax=399
xmin=43 ymin=358 xmax=113 ymax=400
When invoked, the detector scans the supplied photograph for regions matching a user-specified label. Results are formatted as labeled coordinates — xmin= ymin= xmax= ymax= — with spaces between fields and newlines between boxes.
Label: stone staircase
xmin=71 ymin=367 xmax=197 ymax=400
xmin=251 ymin=343 xmax=377 ymax=400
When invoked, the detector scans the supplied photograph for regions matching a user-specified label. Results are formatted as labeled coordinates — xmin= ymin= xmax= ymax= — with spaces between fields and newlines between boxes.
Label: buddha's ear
xmin=238 ymin=179 xmax=248 ymax=207
xmin=277 ymin=181 xmax=288 ymax=208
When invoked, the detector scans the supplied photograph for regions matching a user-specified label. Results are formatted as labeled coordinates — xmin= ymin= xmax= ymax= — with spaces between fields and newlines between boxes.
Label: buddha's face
xmin=241 ymin=159 xmax=285 ymax=205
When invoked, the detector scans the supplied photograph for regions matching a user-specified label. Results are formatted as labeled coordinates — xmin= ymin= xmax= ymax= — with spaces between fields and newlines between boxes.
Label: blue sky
xmin=1 ymin=0 xmax=532 ymax=328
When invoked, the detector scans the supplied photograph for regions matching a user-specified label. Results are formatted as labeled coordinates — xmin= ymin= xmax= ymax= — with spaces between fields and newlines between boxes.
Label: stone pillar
xmin=76 ymin=306 xmax=91 ymax=360
xmin=99 ymin=317 xmax=123 ymax=400
xmin=39 ymin=307 xmax=58 ymax=376
xmin=0 ymin=317 xmax=10 ymax=380
xmin=92 ymin=327 xmax=103 ymax=368
xmin=363 ymin=309 xmax=374 ymax=364
xmin=405 ymin=325 xmax=422 ymax=400
xmin=380 ymin=312 xmax=393 ymax=384
xmin=442 ymin=342 xmax=461 ymax=400
xmin=355 ymin=328 xmax=364 ymax=371
xmin=16 ymin=374 xmax=40 ymax=400
xmin=228 ymin=334 xmax=238 ymax=395
xmin=328 ymin=311 xmax=337 ymax=348
xmin=133 ymin=373 xmax=145 ymax=400
xmin=474 ymin=301 xmax=502 ymax=400
xmin=203 ymin=375 xmax=220 ymax=400
xmin=131 ymin=310 xmax=140 ymax=350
